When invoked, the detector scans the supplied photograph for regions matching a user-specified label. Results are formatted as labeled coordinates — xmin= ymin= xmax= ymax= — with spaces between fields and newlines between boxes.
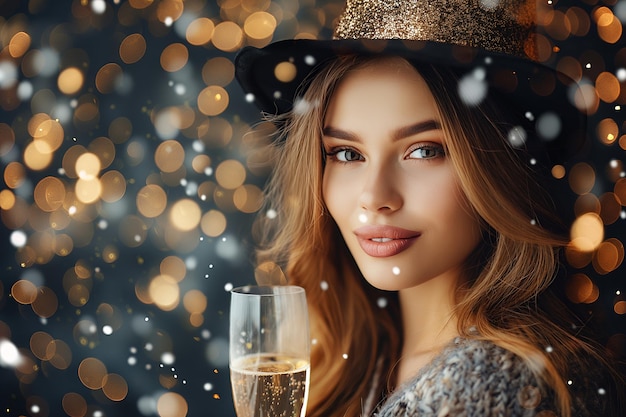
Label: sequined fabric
xmin=334 ymin=0 xmax=537 ymax=60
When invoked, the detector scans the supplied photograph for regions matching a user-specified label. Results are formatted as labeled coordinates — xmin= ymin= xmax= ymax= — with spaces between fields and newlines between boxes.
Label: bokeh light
xmin=0 ymin=1 xmax=623 ymax=416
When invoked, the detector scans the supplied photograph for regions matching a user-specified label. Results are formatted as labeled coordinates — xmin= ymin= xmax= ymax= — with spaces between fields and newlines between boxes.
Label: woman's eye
xmin=327 ymin=148 xmax=363 ymax=162
xmin=408 ymin=144 xmax=445 ymax=160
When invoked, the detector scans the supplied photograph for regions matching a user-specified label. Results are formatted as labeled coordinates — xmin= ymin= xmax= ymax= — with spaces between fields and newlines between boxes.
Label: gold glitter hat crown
xmin=235 ymin=0 xmax=587 ymax=163
xmin=334 ymin=0 xmax=537 ymax=60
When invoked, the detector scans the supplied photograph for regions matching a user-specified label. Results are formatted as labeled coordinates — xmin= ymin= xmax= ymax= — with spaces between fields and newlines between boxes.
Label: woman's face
xmin=322 ymin=58 xmax=483 ymax=291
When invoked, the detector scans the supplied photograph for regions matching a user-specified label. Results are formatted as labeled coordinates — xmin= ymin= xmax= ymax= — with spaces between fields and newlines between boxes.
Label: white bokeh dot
xmin=458 ymin=68 xmax=488 ymax=106
xmin=266 ymin=209 xmax=278 ymax=219
xmin=91 ymin=0 xmax=107 ymax=14
xmin=17 ymin=81 xmax=33 ymax=100
xmin=0 ymin=339 xmax=22 ymax=367
xmin=507 ymin=126 xmax=527 ymax=148
xmin=161 ymin=352 xmax=175 ymax=365
xmin=10 ymin=230 xmax=27 ymax=248
xmin=536 ymin=112 xmax=561 ymax=141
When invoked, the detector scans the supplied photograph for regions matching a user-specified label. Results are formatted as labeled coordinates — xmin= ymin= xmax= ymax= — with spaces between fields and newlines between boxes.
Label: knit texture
xmin=373 ymin=337 xmax=604 ymax=417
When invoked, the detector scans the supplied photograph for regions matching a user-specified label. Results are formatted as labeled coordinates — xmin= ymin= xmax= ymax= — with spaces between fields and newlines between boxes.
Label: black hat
xmin=235 ymin=0 xmax=587 ymax=163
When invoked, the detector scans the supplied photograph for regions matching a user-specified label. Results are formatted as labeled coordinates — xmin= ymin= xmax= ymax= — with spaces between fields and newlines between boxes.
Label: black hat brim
xmin=235 ymin=39 xmax=587 ymax=163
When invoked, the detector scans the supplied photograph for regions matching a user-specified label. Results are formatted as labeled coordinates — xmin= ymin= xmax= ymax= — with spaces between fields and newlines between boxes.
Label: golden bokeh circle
xmin=183 ymin=289 xmax=207 ymax=314
xmin=160 ymin=43 xmax=188 ymax=73
xmin=75 ymin=178 xmax=102 ymax=204
xmin=212 ymin=21 xmax=243 ymax=52
xmin=169 ymin=198 xmax=201 ymax=231
xmin=11 ymin=280 xmax=38 ymax=305
xmin=95 ymin=63 xmax=123 ymax=94
xmin=568 ymin=162 xmax=596 ymax=195
xmin=160 ymin=256 xmax=186 ymax=282
xmin=201 ymin=57 xmax=234 ymax=87
xmin=595 ymin=72 xmax=620 ymax=103
xmin=593 ymin=238 xmax=625 ymax=275
xmin=31 ymin=286 xmax=59 ymax=318
xmin=30 ymin=331 xmax=54 ymax=360
xmin=186 ymin=17 xmax=215 ymax=46
xmin=102 ymin=373 xmax=128 ymax=401
xmin=192 ymin=154 xmax=212 ymax=174
xmin=596 ymin=118 xmax=619 ymax=145
xmin=100 ymin=170 xmax=127 ymax=203
xmin=565 ymin=273 xmax=593 ymax=304
xmin=570 ymin=212 xmax=604 ymax=252
xmin=0 ymin=189 xmax=16 ymax=210
xmin=119 ymin=33 xmax=147 ymax=64
xmin=88 ymin=136 xmax=116 ymax=169
xmin=244 ymin=11 xmax=277 ymax=40
xmin=137 ymin=184 xmax=167 ymax=218
xmin=233 ymin=184 xmax=263 ymax=213
xmin=78 ymin=357 xmax=108 ymax=390
xmin=61 ymin=392 xmax=87 ymax=417
xmin=198 ymin=86 xmax=229 ymax=116
xmin=4 ymin=161 xmax=26 ymax=189
xmin=155 ymin=140 xmax=185 ymax=173
xmin=157 ymin=392 xmax=188 ymax=417
xmin=274 ymin=61 xmax=297 ymax=83
xmin=24 ymin=141 xmax=54 ymax=171
xmin=215 ymin=159 xmax=246 ymax=190
xmin=200 ymin=210 xmax=227 ymax=237
xmin=57 ymin=67 xmax=84 ymax=95
xmin=48 ymin=338 xmax=72 ymax=370
xmin=32 ymin=117 xmax=64 ymax=154
xmin=149 ymin=274 xmax=180 ymax=311
xmin=9 ymin=31 xmax=31 ymax=58
xmin=76 ymin=152 xmax=101 ymax=180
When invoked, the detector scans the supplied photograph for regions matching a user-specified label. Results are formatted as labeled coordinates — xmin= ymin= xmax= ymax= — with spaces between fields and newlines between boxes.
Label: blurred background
xmin=0 ymin=0 xmax=624 ymax=416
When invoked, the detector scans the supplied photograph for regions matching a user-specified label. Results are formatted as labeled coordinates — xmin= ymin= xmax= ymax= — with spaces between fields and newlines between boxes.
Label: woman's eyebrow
xmin=322 ymin=126 xmax=360 ymax=142
xmin=322 ymin=119 xmax=442 ymax=142
xmin=392 ymin=120 xmax=441 ymax=141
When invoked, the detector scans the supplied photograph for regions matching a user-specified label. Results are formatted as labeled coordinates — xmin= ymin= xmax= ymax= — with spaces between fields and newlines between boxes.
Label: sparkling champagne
xmin=230 ymin=354 xmax=310 ymax=417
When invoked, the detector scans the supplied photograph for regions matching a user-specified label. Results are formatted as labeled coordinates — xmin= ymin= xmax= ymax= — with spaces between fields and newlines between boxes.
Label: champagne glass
xmin=229 ymin=285 xmax=310 ymax=417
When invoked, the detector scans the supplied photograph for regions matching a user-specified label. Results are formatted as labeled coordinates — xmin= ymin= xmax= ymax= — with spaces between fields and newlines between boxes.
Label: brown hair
xmin=252 ymin=55 xmax=623 ymax=417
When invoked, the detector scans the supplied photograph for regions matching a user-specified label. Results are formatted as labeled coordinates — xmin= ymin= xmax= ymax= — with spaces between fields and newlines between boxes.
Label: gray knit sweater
xmin=373 ymin=337 xmax=606 ymax=417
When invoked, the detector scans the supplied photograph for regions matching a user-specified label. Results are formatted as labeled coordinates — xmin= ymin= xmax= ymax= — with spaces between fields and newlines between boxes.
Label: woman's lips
xmin=353 ymin=225 xmax=420 ymax=258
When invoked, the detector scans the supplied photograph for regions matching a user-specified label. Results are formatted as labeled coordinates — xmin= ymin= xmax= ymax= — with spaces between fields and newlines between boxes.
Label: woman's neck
xmin=396 ymin=270 xmax=460 ymax=384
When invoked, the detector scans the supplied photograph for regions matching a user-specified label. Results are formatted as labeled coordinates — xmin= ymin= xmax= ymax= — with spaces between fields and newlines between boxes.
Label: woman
xmin=235 ymin=1 xmax=624 ymax=416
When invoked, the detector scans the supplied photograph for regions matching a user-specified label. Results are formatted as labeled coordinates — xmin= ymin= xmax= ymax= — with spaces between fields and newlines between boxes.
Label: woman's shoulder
xmin=376 ymin=337 xmax=612 ymax=417
xmin=376 ymin=337 xmax=555 ymax=416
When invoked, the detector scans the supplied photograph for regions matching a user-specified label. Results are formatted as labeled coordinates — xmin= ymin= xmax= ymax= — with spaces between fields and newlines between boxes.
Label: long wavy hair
xmin=252 ymin=55 xmax=623 ymax=417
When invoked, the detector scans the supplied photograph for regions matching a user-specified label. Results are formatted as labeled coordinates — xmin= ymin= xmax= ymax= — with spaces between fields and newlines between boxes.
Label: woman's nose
xmin=358 ymin=164 xmax=403 ymax=213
